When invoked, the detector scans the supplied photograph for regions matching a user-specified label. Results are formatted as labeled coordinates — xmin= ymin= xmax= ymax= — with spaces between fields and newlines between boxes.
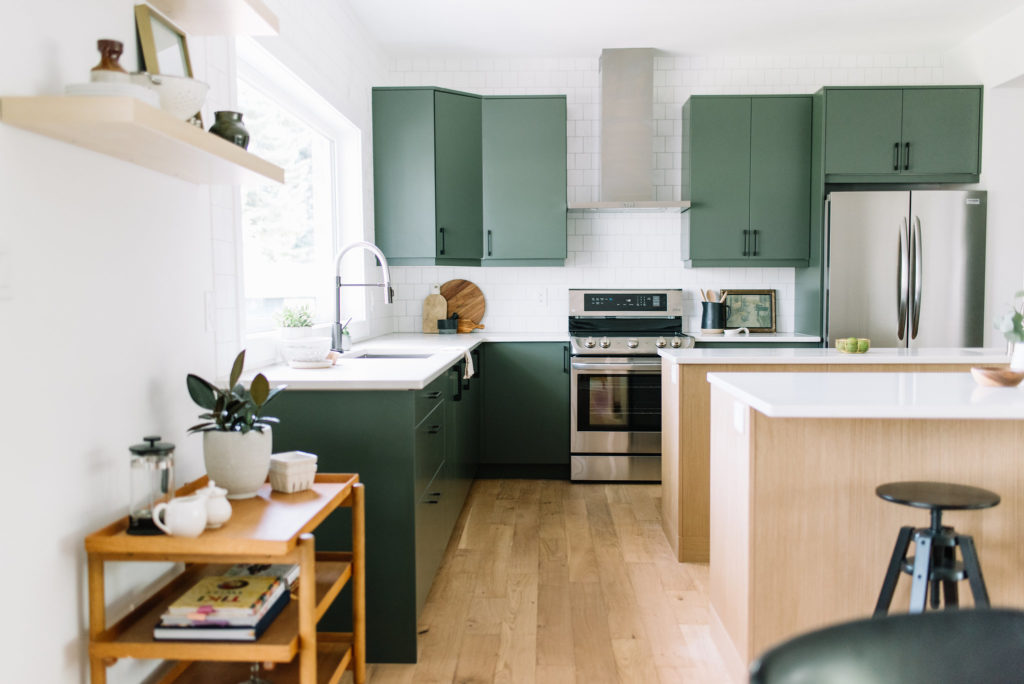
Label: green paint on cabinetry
xmin=684 ymin=95 xmax=812 ymax=267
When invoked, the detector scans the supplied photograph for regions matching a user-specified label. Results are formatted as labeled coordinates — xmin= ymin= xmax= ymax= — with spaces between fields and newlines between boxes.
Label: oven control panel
xmin=569 ymin=289 xmax=683 ymax=317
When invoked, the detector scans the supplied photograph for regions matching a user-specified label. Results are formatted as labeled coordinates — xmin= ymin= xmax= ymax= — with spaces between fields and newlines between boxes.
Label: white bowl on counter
xmin=281 ymin=336 xmax=332 ymax=368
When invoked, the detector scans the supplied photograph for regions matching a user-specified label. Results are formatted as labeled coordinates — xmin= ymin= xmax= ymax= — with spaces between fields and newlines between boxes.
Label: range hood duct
xmin=569 ymin=48 xmax=690 ymax=213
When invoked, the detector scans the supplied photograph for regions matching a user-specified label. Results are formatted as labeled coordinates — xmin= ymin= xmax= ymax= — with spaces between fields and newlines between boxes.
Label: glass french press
xmin=128 ymin=435 xmax=175 ymax=535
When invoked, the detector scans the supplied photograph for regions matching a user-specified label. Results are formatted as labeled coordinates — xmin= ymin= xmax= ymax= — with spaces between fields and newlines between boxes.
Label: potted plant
xmin=276 ymin=304 xmax=315 ymax=339
xmin=186 ymin=350 xmax=286 ymax=499
xmin=994 ymin=291 xmax=1024 ymax=370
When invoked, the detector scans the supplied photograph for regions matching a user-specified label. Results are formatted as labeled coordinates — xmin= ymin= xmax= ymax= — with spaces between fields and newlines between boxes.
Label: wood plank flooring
xmin=362 ymin=479 xmax=729 ymax=684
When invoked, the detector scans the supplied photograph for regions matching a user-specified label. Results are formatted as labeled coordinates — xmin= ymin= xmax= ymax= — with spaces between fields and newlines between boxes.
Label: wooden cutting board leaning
xmin=422 ymin=286 xmax=447 ymax=333
xmin=440 ymin=279 xmax=486 ymax=331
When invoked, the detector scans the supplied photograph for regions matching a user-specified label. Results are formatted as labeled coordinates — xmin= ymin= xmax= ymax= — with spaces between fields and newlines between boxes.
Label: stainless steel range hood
xmin=568 ymin=48 xmax=690 ymax=213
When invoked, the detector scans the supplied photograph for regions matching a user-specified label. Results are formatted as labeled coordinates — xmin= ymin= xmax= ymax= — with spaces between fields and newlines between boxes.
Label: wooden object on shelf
xmin=85 ymin=473 xmax=365 ymax=684
xmin=147 ymin=0 xmax=280 ymax=35
xmin=440 ymin=279 xmax=486 ymax=325
xmin=0 ymin=96 xmax=284 ymax=185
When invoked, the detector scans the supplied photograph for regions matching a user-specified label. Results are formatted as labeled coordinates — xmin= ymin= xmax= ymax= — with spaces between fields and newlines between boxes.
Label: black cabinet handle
xmin=752 ymin=229 xmax=760 ymax=257
xmin=742 ymin=229 xmax=750 ymax=257
xmin=472 ymin=349 xmax=481 ymax=380
xmin=487 ymin=230 xmax=493 ymax=257
xmin=904 ymin=142 xmax=910 ymax=171
xmin=426 ymin=391 xmax=442 ymax=400
xmin=439 ymin=226 xmax=446 ymax=255
xmin=427 ymin=425 xmax=441 ymax=434
xmin=453 ymin=364 xmax=463 ymax=401
xmin=425 ymin=499 xmax=440 ymax=504
xmin=893 ymin=142 xmax=899 ymax=171
xmin=563 ymin=346 xmax=569 ymax=374
xmin=429 ymin=492 xmax=441 ymax=497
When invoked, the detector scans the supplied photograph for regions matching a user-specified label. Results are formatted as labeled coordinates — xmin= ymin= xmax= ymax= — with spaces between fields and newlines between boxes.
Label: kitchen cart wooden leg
xmin=353 ymin=482 xmax=366 ymax=684
xmin=87 ymin=555 xmax=107 ymax=684
xmin=298 ymin=533 xmax=316 ymax=684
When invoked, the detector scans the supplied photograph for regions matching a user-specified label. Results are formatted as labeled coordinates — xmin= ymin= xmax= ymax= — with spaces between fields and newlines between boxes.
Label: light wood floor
xmin=363 ymin=479 xmax=729 ymax=684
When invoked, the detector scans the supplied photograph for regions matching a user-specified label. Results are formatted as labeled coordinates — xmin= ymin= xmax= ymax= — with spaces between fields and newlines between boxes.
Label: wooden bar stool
xmin=873 ymin=481 xmax=999 ymax=617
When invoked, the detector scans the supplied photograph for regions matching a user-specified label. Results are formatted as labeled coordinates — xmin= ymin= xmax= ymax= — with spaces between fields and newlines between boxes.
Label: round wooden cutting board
xmin=440 ymin=279 xmax=486 ymax=325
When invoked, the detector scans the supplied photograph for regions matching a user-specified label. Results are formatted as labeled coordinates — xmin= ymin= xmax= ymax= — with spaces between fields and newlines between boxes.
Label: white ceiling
xmin=347 ymin=0 xmax=1022 ymax=58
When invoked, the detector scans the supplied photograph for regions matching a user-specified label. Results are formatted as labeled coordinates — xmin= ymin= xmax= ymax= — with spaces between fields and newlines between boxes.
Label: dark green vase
xmin=209 ymin=110 xmax=250 ymax=149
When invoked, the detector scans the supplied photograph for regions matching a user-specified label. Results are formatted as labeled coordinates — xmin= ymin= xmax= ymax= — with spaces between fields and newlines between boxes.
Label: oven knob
xmin=670 ymin=337 xmax=683 ymax=348
xmin=655 ymin=337 xmax=667 ymax=348
xmin=583 ymin=337 xmax=596 ymax=349
xmin=599 ymin=337 xmax=611 ymax=349
xmin=626 ymin=338 xmax=639 ymax=349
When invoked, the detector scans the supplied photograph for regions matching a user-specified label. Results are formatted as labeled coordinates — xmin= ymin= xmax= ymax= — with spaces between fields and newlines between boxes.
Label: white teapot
xmin=199 ymin=480 xmax=232 ymax=529
xmin=153 ymin=494 xmax=207 ymax=538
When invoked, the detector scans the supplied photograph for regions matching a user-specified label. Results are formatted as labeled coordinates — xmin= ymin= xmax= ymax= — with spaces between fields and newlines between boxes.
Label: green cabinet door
xmin=749 ymin=97 xmax=811 ymax=262
xmin=371 ymin=87 xmax=481 ymax=266
xmin=434 ymin=91 xmax=482 ymax=262
xmin=901 ymin=88 xmax=981 ymax=175
xmin=482 ymin=96 xmax=567 ymax=266
xmin=687 ymin=96 xmax=751 ymax=262
xmin=824 ymin=89 xmax=903 ymax=175
xmin=480 ymin=342 xmax=570 ymax=470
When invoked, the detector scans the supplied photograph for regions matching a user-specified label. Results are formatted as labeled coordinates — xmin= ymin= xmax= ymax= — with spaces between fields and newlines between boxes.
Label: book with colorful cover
xmin=154 ymin=587 xmax=290 ymax=641
xmin=223 ymin=562 xmax=300 ymax=587
xmin=158 ymin=581 xmax=287 ymax=627
xmin=165 ymin=574 xmax=283 ymax=617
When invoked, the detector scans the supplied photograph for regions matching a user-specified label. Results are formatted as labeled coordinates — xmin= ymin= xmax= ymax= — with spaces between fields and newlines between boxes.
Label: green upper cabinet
xmin=481 ymin=96 xmax=567 ymax=266
xmin=372 ymin=88 xmax=482 ymax=266
xmin=684 ymin=95 xmax=811 ymax=267
xmin=822 ymin=86 xmax=982 ymax=182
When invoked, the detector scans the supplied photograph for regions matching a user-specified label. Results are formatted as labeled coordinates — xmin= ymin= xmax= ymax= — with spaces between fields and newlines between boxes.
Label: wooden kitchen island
xmin=659 ymin=347 xmax=1009 ymax=562
xmin=706 ymin=371 xmax=1024 ymax=682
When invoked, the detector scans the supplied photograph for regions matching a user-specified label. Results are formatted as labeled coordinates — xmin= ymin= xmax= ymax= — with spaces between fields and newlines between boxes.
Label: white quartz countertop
xmin=707 ymin=371 xmax=1024 ymax=419
xmin=660 ymin=347 xmax=1009 ymax=365
xmin=684 ymin=332 xmax=821 ymax=343
xmin=253 ymin=331 xmax=567 ymax=390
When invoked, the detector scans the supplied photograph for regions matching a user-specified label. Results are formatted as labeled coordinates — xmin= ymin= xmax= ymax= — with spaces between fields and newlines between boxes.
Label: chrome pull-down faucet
xmin=333 ymin=241 xmax=394 ymax=351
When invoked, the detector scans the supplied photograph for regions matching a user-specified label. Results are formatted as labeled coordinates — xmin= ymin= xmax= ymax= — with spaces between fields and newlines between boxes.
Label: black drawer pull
xmin=425 ymin=500 xmax=440 ymax=504
xmin=429 ymin=492 xmax=441 ymax=497
xmin=752 ymin=229 xmax=760 ymax=257
xmin=427 ymin=425 xmax=441 ymax=434
xmin=426 ymin=391 xmax=442 ymax=399
xmin=904 ymin=142 xmax=911 ymax=171
xmin=439 ymin=226 xmax=446 ymax=255
xmin=893 ymin=142 xmax=899 ymax=171
xmin=742 ymin=229 xmax=750 ymax=256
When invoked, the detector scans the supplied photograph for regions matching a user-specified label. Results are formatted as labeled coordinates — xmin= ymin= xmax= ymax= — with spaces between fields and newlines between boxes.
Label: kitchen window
xmin=235 ymin=38 xmax=364 ymax=340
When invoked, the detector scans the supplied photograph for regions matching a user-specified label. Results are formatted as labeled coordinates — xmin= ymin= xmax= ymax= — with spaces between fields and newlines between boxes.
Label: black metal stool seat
xmin=874 ymin=481 xmax=1000 ymax=617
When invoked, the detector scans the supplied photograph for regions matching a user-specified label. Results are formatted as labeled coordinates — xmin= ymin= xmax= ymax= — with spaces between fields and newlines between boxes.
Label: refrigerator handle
xmin=911 ymin=216 xmax=923 ymax=339
xmin=898 ymin=218 xmax=909 ymax=340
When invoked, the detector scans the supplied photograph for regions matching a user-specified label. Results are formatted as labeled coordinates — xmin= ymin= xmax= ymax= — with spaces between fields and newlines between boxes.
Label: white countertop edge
xmin=707 ymin=371 xmax=1024 ymax=420
xmin=660 ymin=347 xmax=1009 ymax=365
xmin=684 ymin=332 xmax=821 ymax=343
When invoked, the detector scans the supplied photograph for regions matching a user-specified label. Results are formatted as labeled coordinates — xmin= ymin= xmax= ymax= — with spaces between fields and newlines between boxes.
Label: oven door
xmin=570 ymin=356 xmax=662 ymax=455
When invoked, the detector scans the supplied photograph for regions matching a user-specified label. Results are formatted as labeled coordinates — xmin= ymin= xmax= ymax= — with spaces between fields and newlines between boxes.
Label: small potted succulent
xmin=276 ymin=304 xmax=315 ymax=339
xmin=276 ymin=304 xmax=331 ymax=366
xmin=187 ymin=350 xmax=286 ymax=499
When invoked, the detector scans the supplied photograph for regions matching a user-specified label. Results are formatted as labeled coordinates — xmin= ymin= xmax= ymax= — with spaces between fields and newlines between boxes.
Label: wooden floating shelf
xmin=0 ymin=96 xmax=285 ymax=185
xmin=148 ymin=0 xmax=280 ymax=35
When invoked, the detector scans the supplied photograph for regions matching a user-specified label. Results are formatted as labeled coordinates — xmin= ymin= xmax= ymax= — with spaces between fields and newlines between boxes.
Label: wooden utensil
xmin=422 ymin=287 xmax=447 ymax=333
xmin=440 ymin=279 xmax=486 ymax=325
xmin=457 ymin=319 xmax=485 ymax=333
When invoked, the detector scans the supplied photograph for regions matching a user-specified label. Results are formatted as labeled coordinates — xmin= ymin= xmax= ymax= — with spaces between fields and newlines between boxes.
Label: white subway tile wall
xmin=385 ymin=53 xmax=943 ymax=334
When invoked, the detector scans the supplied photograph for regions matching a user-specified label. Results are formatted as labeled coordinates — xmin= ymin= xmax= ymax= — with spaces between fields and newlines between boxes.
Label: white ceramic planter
xmin=202 ymin=429 xmax=273 ymax=499
xmin=1012 ymin=343 xmax=1024 ymax=371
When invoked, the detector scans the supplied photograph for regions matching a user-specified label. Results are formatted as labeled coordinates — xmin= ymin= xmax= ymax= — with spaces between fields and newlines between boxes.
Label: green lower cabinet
xmin=481 ymin=96 xmax=567 ymax=266
xmin=683 ymin=95 xmax=811 ymax=267
xmin=822 ymin=86 xmax=982 ymax=182
xmin=479 ymin=342 xmax=570 ymax=475
xmin=270 ymin=367 xmax=472 ymax=664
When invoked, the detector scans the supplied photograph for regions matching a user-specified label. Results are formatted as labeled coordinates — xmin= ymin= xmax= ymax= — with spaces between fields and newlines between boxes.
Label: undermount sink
xmin=347 ymin=352 xmax=434 ymax=359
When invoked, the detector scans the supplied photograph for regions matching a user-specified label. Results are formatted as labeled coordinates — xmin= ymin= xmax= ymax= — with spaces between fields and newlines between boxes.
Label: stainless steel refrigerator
xmin=825 ymin=190 xmax=987 ymax=348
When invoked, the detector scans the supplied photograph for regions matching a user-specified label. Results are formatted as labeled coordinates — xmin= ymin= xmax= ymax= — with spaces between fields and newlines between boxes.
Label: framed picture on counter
xmin=724 ymin=289 xmax=776 ymax=332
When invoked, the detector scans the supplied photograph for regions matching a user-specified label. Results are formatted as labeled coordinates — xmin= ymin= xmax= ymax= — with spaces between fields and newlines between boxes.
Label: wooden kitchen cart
xmin=84 ymin=473 xmax=365 ymax=684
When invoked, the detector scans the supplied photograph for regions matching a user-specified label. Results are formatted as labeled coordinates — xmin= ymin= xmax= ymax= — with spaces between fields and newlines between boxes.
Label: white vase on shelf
xmin=1011 ymin=343 xmax=1024 ymax=371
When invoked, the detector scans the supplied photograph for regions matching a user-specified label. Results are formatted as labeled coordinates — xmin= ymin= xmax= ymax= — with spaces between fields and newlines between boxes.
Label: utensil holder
xmin=701 ymin=301 xmax=728 ymax=332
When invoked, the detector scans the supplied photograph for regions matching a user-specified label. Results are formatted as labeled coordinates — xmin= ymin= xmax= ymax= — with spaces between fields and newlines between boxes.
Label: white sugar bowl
xmin=199 ymin=480 xmax=233 ymax=529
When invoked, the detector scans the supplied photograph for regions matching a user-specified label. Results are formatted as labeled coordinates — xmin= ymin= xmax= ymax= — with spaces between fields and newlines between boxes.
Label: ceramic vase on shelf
xmin=209 ymin=111 xmax=250 ymax=149
xmin=90 ymin=39 xmax=128 ymax=83
xmin=202 ymin=429 xmax=272 ymax=499
xmin=1011 ymin=343 xmax=1024 ymax=371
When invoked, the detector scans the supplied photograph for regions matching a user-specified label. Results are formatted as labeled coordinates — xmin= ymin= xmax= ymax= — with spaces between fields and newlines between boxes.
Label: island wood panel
xmin=661 ymin=361 xmax=979 ymax=563
xmin=708 ymin=387 xmax=1024 ymax=680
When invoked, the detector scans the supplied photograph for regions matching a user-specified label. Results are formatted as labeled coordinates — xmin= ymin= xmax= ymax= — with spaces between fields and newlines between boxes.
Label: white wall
xmin=0 ymin=2 xmax=384 ymax=682
xmin=946 ymin=6 xmax=1024 ymax=346
xmin=385 ymin=53 xmax=944 ymax=333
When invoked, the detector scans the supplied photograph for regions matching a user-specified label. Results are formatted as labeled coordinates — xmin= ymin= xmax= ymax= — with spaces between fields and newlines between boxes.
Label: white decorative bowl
xmin=281 ymin=336 xmax=332 ymax=366
xmin=130 ymin=72 xmax=208 ymax=120
xmin=269 ymin=451 xmax=318 ymax=493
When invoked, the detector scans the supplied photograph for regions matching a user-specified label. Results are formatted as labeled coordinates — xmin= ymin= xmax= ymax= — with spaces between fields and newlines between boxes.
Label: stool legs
xmin=959 ymin=534 xmax=990 ymax=609
xmin=874 ymin=525 xmax=914 ymax=617
xmin=909 ymin=531 xmax=933 ymax=613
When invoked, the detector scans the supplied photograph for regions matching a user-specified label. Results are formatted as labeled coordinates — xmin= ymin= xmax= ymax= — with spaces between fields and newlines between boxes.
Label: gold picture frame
xmin=134 ymin=4 xmax=193 ymax=78
xmin=723 ymin=289 xmax=776 ymax=333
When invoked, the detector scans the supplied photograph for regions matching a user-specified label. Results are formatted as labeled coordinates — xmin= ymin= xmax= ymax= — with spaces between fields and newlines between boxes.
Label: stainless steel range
xmin=569 ymin=289 xmax=692 ymax=482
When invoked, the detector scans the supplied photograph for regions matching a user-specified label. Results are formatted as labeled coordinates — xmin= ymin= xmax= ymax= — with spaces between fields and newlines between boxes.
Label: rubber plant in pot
xmin=186 ymin=350 xmax=286 ymax=499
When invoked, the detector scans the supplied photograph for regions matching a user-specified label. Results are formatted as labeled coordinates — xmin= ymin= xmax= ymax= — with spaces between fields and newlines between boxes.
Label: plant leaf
xmin=186 ymin=374 xmax=218 ymax=410
xmin=187 ymin=422 xmax=215 ymax=433
xmin=261 ymin=385 xmax=287 ymax=407
xmin=250 ymin=374 xmax=270 ymax=406
xmin=229 ymin=350 xmax=246 ymax=389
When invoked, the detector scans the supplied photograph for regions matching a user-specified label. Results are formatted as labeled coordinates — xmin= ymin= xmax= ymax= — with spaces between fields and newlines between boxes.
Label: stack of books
xmin=153 ymin=564 xmax=299 ymax=641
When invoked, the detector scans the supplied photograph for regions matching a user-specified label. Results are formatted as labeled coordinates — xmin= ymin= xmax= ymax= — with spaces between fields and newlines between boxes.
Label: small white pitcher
xmin=153 ymin=494 xmax=208 ymax=538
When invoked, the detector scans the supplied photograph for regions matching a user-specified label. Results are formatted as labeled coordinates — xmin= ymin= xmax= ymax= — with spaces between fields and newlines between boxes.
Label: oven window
xmin=577 ymin=373 xmax=661 ymax=432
